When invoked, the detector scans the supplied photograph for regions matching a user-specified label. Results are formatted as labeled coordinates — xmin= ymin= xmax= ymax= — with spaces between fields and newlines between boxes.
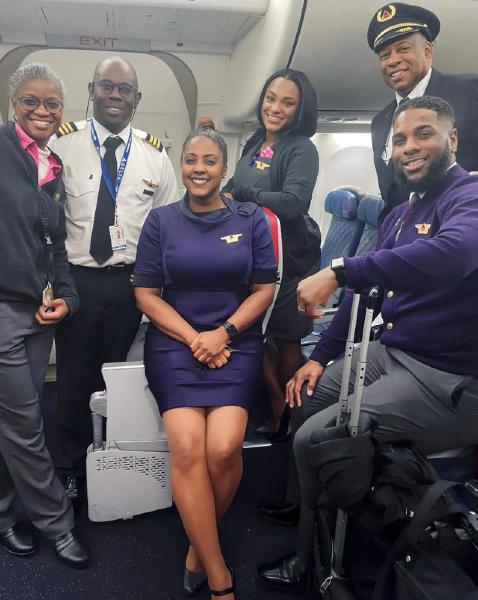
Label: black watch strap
xmin=330 ymin=258 xmax=346 ymax=287
xmin=223 ymin=321 xmax=238 ymax=341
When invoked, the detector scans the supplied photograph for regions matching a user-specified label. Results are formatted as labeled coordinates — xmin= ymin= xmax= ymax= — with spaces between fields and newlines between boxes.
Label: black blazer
xmin=371 ymin=69 xmax=478 ymax=216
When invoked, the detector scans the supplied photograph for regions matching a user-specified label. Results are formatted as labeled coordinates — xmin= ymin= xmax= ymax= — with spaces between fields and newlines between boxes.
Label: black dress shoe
xmin=255 ymin=421 xmax=274 ymax=436
xmin=257 ymin=501 xmax=300 ymax=526
xmin=64 ymin=476 xmax=80 ymax=502
xmin=267 ymin=407 xmax=291 ymax=443
xmin=0 ymin=525 xmax=37 ymax=557
xmin=51 ymin=531 xmax=91 ymax=568
xmin=183 ymin=568 xmax=207 ymax=596
xmin=257 ymin=553 xmax=308 ymax=592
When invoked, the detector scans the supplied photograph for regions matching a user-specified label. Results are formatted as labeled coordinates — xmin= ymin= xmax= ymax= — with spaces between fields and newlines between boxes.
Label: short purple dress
xmin=132 ymin=195 xmax=277 ymax=413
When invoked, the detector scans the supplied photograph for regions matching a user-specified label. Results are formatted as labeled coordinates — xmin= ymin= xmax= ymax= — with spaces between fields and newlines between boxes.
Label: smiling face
xmin=13 ymin=78 xmax=63 ymax=147
xmin=378 ymin=33 xmax=432 ymax=96
xmin=89 ymin=59 xmax=141 ymax=134
xmin=392 ymin=107 xmax=457 ymax=192
xmin=261 ymin=77 xmax=300 ymax=140
xmin=181 ymin=136 xmax=227 ymax=208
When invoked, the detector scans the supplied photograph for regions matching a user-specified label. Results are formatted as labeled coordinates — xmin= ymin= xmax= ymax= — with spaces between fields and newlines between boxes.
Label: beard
xmin=394 ymin=143 xmax=454 ymax=192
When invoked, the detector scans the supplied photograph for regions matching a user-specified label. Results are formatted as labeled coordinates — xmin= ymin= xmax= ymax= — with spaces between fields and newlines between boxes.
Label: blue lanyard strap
xmin=90 ymin=121 xmax=132 ymax=204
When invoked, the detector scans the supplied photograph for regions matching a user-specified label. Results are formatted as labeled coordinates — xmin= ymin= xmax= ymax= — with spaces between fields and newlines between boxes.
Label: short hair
xmin=8 ymin=62 xmax=65 ymax=99
xmin=256 ymin=68 xmax=317 ymax=137
xmin=93 ymin=56 xmax=138 ymax=87
xmin=394 ymin=95 xmax=455 ymax=126
xmin=182 ymin=127 xmax=228 ymax=164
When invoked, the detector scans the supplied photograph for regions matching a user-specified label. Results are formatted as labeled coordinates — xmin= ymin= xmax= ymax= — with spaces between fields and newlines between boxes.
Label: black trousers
xmin=55 ymin=264 xmax=142 ymax=477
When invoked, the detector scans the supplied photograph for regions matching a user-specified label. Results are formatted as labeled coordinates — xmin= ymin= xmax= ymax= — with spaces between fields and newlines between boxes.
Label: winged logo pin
xmin=220 ymin=234 xmax=243 ymax=244
xmin=415 ymin=223 xmax=431 ymax=235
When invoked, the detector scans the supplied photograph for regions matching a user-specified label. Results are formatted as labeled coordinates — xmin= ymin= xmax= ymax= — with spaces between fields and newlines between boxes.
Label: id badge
xmin=42 ymin=284 xmax=54 ymax=304
xmin=109 ymin=224 xmax=128 ymax=250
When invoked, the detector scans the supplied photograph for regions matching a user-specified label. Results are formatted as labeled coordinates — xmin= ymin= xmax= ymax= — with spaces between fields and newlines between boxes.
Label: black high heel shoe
xmin=183 ymin=568 xmax=207 ymax=597
xmin=267 ymin=407 xmax=291 ymax=443
xmin=209 ymin=564 xmax=235 ymax=597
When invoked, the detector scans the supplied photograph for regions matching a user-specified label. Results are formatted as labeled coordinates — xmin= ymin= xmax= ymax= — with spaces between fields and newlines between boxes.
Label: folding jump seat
xmin=86 ymin=209 xmax=283 ymax=522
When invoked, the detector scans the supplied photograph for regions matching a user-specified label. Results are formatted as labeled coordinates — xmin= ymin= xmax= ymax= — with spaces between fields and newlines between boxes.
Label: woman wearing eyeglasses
xmin=0 ymin=62 xmax=90 ymax=568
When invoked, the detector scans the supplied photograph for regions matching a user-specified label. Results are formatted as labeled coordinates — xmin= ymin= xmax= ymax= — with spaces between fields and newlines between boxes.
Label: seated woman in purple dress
xmin=132 ymin=128 xmax=277 ymax=600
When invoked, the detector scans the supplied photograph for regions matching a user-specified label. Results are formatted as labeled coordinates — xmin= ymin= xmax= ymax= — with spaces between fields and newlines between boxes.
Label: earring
xmin=13 ymin=114 xmax=17 ymax=122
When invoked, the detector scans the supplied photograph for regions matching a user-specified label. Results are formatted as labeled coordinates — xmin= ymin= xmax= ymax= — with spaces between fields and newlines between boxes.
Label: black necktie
xmin=90 ymin=136 xmax=123 ymax=264
xmin=398 ymin=96 xmax=409 ymax=107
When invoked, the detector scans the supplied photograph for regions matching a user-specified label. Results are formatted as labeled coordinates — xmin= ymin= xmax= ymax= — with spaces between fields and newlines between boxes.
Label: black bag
xmin=393 ymin=533 xmax=478 ymax=600
xmin=372 ymin=479 xmax=478 ymax=600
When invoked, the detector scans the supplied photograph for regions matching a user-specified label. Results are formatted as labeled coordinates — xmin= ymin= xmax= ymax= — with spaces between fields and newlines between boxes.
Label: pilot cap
xmin=367 ymin=3 xmax=440 ymax=52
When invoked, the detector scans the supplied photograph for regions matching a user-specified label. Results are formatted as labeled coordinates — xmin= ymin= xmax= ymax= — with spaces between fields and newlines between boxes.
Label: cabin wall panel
xmin=310 ymin=132 xmax=380 ymax=238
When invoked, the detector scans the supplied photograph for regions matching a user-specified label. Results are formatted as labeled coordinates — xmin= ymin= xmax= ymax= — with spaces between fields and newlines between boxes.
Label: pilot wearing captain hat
xmin=368 ymin=2 xmax=478 ymax=217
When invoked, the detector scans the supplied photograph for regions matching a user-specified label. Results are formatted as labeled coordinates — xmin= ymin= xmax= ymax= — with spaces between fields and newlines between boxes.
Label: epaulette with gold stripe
xmin=145 ymin=132 xmax=164 ymax=152
xmin=55 ymin=121 xmax=79 ymax=137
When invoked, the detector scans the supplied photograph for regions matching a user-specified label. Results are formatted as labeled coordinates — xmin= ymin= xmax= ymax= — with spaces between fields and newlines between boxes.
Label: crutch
xmin=332 ymin=286 xmax=380 ymax=576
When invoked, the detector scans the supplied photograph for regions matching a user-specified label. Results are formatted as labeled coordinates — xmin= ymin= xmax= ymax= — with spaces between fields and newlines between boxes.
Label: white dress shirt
xmin=50 ymin=118 xmax=179 ymax=267
xmin=382 ymin=68 xmax=433 ymax=164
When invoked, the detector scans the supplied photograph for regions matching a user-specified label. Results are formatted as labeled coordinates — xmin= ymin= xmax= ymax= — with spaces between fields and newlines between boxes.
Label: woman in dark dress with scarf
xmin=222 ymin=68 xmax=321 ymax=439
xmin=133 ymin=128 xmax=277 ymax=599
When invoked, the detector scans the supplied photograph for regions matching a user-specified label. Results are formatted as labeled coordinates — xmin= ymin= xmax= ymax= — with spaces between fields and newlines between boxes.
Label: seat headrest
xmin=324 ymin=188 xmax=361 ymax=220
xmin=357 ymin=195 xmax=384 ymax=228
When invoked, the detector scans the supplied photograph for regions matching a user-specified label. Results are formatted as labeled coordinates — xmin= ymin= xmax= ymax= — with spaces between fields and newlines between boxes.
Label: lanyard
xmin=90 ymin=121 xmax=132 ymax=204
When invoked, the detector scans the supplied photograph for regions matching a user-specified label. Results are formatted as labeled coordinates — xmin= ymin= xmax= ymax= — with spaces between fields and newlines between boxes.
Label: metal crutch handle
xmin=349 ymin=286 xmax=380 ymax=436
xmin=336 ymin=292 xmax=361 ymax=426
xmin=333 ymin=286 xmax=380 ymax=575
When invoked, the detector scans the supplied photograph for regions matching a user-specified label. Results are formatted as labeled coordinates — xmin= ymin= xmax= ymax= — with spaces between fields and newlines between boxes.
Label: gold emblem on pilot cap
xmin=377 ymin=4 xmax=397 ymax=22
xmin=220 ymin=234 xmax=243 ymax=244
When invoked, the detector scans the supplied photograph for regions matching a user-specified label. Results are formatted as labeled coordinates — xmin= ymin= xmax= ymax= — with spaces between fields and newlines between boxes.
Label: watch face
xmin=224 ymin=322 xmax=238 ymax=339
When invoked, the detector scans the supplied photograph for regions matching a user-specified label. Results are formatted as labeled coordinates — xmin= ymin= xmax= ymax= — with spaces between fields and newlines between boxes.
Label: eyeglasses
xmin=93 ymin=80 xmax=137 ymax=97
xmin=15 ymin=96 xmax=63 ymax=114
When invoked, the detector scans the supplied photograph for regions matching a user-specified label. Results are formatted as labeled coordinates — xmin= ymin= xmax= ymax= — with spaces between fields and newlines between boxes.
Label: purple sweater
xmin=311 ymin=165 xmax=478 ymax=377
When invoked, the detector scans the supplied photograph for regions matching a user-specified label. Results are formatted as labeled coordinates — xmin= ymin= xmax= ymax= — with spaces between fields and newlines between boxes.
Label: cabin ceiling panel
xmin=0 ymin=0 xmax=268 ymax=48
xmin=0 ymin=1 xmax=43 ymax=33
xmin=39 ymin=5 xmax=110 ymax=35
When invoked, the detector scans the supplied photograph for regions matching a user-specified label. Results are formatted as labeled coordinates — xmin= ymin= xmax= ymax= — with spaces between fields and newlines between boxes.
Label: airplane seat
xmin=86 ymin=211 xmax=283 ymax=521
xmin=355 ymin=194 xmax=384 ymax=256
xmin=319 ymin=187 xmax=365 ymax=271
xmin=300 ymin=188 xmax=365 ymax=360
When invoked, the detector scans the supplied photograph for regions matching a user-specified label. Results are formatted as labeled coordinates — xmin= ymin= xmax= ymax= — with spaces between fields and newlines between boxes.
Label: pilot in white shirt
xmin=49 ymin=56 xmax=178 ymax=500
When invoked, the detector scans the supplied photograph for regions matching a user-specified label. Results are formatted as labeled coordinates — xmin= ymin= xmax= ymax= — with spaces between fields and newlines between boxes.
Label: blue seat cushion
xmin=325 ymin=189 xmax=361 ymax=220
xmin=357 ymin=195 xmax=384 ymax=228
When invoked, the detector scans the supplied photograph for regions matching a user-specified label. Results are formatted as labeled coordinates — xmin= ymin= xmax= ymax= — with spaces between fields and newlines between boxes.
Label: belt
xmin=69 ymin=263 xmax=135 ymax=274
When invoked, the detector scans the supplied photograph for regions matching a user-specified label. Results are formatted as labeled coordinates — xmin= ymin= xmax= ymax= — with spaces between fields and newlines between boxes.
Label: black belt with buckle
xmin=105 ymin=263 xmax=135 ymax=274
xmin=69 ymin=263 xmax=135 ymax=274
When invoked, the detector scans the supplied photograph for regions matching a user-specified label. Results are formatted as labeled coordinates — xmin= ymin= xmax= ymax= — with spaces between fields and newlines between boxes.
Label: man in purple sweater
xmin=257 ymin=96 xmax=478 ymax=591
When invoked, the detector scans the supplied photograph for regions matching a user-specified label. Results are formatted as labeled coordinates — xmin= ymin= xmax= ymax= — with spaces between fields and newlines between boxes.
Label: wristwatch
xmin=330 ymin=257 xmax=346 ymax=287
xmin=222 ymin=321 xmax=239 ymax=341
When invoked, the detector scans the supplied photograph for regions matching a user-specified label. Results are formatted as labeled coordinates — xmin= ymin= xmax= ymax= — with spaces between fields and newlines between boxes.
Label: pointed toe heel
xmin=183 ymin=568 xmax=207 ymax=597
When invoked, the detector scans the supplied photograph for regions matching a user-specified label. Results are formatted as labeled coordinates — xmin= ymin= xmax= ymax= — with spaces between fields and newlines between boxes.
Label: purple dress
xmin=132 ymin=195 xmax=277 ymax=413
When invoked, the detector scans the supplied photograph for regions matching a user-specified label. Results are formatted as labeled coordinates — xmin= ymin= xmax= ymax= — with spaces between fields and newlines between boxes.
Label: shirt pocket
xmin=64 ymin=178 xmax=97 ymax=223
xmin=135 ymin=177 xmax=158 ymax=202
